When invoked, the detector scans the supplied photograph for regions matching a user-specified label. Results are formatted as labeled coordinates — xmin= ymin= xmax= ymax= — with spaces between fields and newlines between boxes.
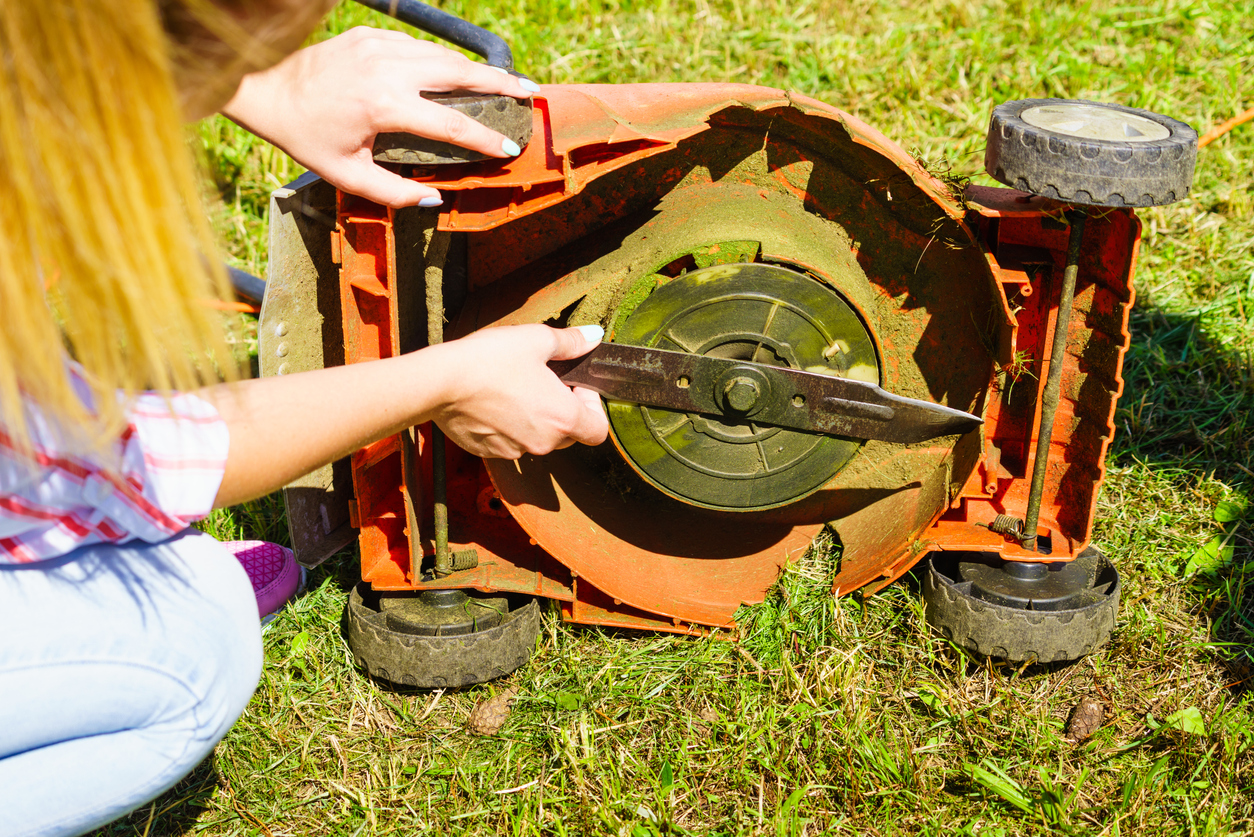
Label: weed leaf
xmin=915 ymin=685 xmax=946 ymax=715
xmin=1185 ymin=536 xmax=1233 ymax=577
xmin=1214 ymin=500 xmax=1246 ymax=523
xmin=779 ymin=785 xmax=808 ymax=818
xmin=289 ymin=630 xmax=311 ymax=657
xmin=1162 ymin=706 xmax=1207 ymax=735
xmin=966 ymin=761 xmax=1032 ymax=814
xmin=554 ymin=691 xmax=583 ymax=711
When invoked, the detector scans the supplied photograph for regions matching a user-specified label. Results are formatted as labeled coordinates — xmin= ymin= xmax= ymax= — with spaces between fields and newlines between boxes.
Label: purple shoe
xmin=224 ymin=540 xmax=306 ymax=627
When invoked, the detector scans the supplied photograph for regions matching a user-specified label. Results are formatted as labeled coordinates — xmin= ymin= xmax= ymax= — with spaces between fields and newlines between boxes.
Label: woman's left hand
xmin=220 ymin=26 xmax=538 ymax=208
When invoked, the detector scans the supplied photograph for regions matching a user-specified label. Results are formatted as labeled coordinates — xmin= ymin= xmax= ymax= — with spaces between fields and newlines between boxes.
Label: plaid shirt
xmin=0 ymin=383 xmax=229 ymax=564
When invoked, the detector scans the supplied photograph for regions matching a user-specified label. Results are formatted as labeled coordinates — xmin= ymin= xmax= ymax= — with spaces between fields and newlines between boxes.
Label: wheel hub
xmin=1020 ymin=102 xmax=1171 ymax=142
xmin=607 ymin=262 xmax=879 ymax=511
xmin=379 ymin=588 xmax=508 ymax=636
xmin=955 ymin=553 xmax=1113 ymax=611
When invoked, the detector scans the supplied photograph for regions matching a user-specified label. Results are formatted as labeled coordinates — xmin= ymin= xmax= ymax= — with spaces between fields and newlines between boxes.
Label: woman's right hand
xmin=428 ymin=324 xmax=609 ymax=459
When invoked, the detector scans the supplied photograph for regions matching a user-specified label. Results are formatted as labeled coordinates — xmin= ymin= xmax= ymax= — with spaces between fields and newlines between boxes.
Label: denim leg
xmin=0 ymin=531 xmax=263 ymax=837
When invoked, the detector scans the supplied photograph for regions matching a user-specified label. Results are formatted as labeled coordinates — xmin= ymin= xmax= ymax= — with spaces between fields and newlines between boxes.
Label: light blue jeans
xmin=0 ymin=530 xmax=262 ymax=837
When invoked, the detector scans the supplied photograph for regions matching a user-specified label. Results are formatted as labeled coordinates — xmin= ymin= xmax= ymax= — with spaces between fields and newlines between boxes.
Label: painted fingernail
xmin=489 ymin=66 xmax=510 ymax=75
xmin=518 ymin=78 xmax=541 ymax=93
xmin=418 ymin=196 xmax=443 ymax=208
xmin=575 ymin=324 xmax=605 ymax=343
xmin=501 ymin=138 xmax=522 ymax=157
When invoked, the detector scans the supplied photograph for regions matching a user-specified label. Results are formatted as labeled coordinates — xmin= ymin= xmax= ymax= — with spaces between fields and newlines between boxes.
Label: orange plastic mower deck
xmin=322 ymin=84 xmax=1138 ymax=635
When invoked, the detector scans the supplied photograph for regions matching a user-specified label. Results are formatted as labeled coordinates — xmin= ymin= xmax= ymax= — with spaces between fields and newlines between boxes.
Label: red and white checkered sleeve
xmin=118 ymin=392 xmax=231 ymax=524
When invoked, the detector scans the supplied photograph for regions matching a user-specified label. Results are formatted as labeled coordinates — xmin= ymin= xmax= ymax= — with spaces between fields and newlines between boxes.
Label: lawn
xmin=97 ymin=0 xmax=1254 ymax=834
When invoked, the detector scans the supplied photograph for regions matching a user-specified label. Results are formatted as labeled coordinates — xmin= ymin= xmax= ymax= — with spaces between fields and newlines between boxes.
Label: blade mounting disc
xmin=607 ymin=262 xmax=879 ymax=511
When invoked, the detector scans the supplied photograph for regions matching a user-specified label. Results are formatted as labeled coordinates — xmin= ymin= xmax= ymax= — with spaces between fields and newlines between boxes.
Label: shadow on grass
xmin=1115 ymin=306 xmax=1253 ymax=480
xmin=1113 ymin=304 xmax=1254 ymax=686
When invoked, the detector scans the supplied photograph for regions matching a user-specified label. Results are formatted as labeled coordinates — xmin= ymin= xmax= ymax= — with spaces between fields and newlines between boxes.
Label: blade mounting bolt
xmin=723 ymin=377 xmax=761 ymax=413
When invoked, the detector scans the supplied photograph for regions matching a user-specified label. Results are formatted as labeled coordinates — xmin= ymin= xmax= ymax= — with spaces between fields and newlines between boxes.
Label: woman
xmin=0 ymin=3 xmax=607 ymax=835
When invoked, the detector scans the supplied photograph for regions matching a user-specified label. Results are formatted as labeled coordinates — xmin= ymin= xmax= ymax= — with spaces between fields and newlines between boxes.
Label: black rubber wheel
xmin=984 ymin=98 xmax=1197 ymax=207
xmin=922 ymin=546 xmax=1120 ymax=663
xmin=373 ymin=92 xmax=533 ymax=165
xmin=344 ymin=584 xmax=541 ymax=687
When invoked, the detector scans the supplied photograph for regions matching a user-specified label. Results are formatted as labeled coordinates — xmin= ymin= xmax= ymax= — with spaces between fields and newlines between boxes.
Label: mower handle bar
xmin=353 ymin=0 xmax=515 ymax=70
xmin=228 ymin=266 xmax=265 ymax=307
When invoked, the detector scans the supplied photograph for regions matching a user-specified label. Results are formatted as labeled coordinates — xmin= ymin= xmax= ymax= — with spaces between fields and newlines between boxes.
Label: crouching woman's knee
xmin=149 ymin=531 xmax=265 ymax=744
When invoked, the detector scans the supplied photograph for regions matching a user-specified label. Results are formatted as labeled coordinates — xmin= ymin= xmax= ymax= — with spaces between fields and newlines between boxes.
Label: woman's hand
xmin=429 ymin=325 xmax=609 ymax=459
xmin=220 ymin=26 xmax=538 ymax=208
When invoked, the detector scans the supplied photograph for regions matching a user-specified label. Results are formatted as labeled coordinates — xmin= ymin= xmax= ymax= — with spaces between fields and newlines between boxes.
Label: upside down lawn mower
xmin=257 ymin=2 xmax=1198 ymax=686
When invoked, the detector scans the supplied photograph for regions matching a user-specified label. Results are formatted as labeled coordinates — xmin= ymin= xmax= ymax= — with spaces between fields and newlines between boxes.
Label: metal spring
xmin=988 ymin=514 xmax=1025 ymax=538
xmin=449 ymin=548 xmax=480 ymax=572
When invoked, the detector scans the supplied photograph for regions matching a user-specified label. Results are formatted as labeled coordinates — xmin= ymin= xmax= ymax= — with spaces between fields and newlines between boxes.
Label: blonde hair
xmin=0 ymin=0 xmax=323 ymax=453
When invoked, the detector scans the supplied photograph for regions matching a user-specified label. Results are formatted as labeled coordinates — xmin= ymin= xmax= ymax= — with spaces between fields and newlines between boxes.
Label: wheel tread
xmin=345 ymin=586 xmax=541 ymax=688
xmin=984 ymin=98 xmax=1197 ymax=207
xmin=922 ymin=548 xmax=1120 ymax=663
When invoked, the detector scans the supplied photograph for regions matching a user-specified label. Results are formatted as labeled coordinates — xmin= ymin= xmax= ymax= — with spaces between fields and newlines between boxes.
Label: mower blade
xmin=551 ymin=343 xmax=982 ymax=444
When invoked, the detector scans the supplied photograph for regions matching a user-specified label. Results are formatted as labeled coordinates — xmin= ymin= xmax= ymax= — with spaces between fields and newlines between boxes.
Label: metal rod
xmin=431 ymin=427 xmax=450 ymax=576
xmin=1022 ymin=209 xmax=1086 ymax=552
xmin=423 ymin=224 xmax=453 ymax=577
xmin=353 ymin=0 xmax=514 ymax=69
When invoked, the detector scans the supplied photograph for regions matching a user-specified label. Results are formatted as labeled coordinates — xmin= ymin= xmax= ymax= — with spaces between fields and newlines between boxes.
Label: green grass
xmin=100 ymin=0 xmax=1254 ymax=833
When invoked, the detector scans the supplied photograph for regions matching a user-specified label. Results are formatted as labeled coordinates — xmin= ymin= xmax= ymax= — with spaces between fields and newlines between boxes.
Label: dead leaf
xmin=467 ymin=687 xmax=518 ymax=736
xmin=1064 ymin=694 xmax=1104 ymax=743
xmin=691 ymin=706 xmax=718 ymax=739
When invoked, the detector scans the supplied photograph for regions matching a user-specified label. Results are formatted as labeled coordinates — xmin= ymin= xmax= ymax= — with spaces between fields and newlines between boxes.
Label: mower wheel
xmin=985 ymin=98 xmax=1196 ymax=207
xmin=922 ymin=547 xmax=1120 ymax=664
xmin=344 ymin=584 xmax=540 ymax=688
xmin=373 ymin=92 xmax=533 ymax=165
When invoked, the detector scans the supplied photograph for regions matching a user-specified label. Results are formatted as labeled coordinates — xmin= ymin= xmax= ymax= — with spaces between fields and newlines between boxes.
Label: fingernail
xmin=518 ymin=78 xmax=541 ymax=93
xmin=575 ymin=324 xmax=604 ymax=343
xmin=489 ymin=66 xmax=510 ymax=75
xmin=501 ymin=138 xmax=521 ymax=157
xmin=418 ymin=196 xmax=443 ymax=208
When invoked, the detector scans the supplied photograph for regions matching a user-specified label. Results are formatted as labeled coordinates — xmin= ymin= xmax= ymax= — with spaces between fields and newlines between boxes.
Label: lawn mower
xmin=257 ymin=1 xmax=1198 ymax=686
